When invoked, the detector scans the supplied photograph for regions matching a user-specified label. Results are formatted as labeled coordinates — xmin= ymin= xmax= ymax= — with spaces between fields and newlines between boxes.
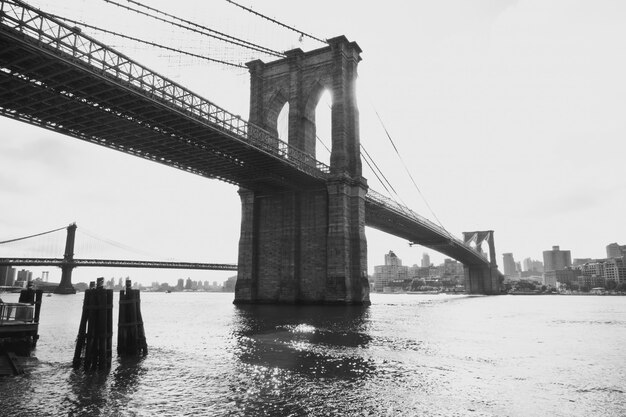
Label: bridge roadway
xmin=0 ymin=257 xmax=238 ymax=271
xmin=0 ymin=0 xmax=488 ymax=268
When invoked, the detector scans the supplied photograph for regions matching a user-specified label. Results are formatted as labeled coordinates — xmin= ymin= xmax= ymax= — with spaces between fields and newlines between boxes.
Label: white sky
xmin=1 ymin=0 xmax=624 ymax=286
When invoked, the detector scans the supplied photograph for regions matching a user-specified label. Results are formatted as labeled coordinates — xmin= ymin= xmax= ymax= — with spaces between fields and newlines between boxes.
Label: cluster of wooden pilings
xmin=73 ymin=278 xmax=113 ymax=370
xmin=73 ymin=278 xmax=147 ymax=371
xmin=117 ymin=279 xmax=148 ymax=356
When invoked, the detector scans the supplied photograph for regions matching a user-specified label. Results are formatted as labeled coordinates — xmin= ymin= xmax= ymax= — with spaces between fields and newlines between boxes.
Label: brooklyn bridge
xmin=0 ymin=0 xmax=502 ymax=303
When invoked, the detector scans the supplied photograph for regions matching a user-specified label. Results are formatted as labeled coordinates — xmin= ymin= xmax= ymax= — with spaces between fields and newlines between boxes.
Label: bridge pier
xmin=462 ymin=231 xmax=502 ymax=294
xmin=234 ymin=36 xmax=369 ymax=305
xmin=464 ymin=265 xmax=502 ymax=295
xmin=54 ymin=223 xmax=76 ymax=294
xmin=235 ymin=176 xmax=369 ymax=304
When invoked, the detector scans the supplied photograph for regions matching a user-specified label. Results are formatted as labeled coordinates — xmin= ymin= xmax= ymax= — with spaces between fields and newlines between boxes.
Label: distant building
xmin=522 ymin=258 xmax=544 ymax=273
xmin=373 ymin=251 xmax=409 ymax=292
xmin=543 ymin=246 xmax=571 ymax=272
xmin=421 ymin=253 xmax=431 ymax=268
xmin=0 ymin=266 xmax=16 ymax=286
xmin=579 ymin=261 xmax=604 ymax=279
xmin=545 ymin=268 xmax=578 ymax=286
xmin=223 ymin=276 xmax=237 ymax=292
xmin=15 ymin=269 xmax=33 ymax=287
xmin=573 ymin=258 xmax=593 ymax=267
xmin=502 ymin=253 xmax=516 ymax=277
xmin=606 ymin=243 xmax=626 ymax=258
xmin=603 ymin=257 xmax=626 ymax=284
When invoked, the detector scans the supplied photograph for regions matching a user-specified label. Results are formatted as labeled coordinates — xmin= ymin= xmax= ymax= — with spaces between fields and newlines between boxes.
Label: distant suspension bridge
xmin=0 ymin=223 xmax=237 ymax=294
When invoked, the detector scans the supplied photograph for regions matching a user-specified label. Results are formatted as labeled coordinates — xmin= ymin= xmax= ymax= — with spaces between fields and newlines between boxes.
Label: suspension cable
xmin=224 ymin=0 xmax=327 ymax=44
xmin=101 ymin=0 xmax=284 ymax=57
xmin=371 ymin=106 xmax=451 ymax=235
xmin=79 ymin=227 xmax=171 ymax=260
xmin=49 ymin=14 xmax=247 ymax=69
xmin=0 ymin=226 xmax=67 ymax=245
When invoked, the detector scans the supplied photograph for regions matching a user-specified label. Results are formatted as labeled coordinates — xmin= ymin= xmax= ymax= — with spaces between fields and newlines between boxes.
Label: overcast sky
xmin=1 ymin=0 xmax=624 ymax=286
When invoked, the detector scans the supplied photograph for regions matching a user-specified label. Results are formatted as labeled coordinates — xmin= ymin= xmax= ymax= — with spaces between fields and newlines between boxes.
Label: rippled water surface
xmin=1 ymin=292 xmax=625 ymax=416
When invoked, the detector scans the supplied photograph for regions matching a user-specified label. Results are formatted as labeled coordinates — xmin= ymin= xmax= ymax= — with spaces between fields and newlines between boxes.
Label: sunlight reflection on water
xmin=0 ymin=292 xmax=625 ymax=416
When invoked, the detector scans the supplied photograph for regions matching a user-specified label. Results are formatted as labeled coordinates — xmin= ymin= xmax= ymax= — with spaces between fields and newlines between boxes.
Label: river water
xmin=0 ymin=291 xmax=624 ymax=416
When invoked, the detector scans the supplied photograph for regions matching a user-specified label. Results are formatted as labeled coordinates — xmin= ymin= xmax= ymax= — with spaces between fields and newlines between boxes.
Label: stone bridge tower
xmin=462 ymin=230 xmax=502 ymax=294
xmin=234 ymin=36 xmax=369 ymax=305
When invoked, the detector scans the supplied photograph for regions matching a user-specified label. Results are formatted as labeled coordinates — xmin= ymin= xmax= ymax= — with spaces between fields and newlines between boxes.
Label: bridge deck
xmin=0 ymin=0 xmax=327 ymax=191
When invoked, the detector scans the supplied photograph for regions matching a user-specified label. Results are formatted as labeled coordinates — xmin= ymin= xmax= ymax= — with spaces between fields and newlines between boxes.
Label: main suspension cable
xmin=102 ymin=0 xmax=284 ymax=57
xmin=49 ymin=14 xmax=247 ymax=69
xmin=0 ymin=225 xmax=67 ymax=245
xmin=224 ymin=0 xmax=327 ymax=44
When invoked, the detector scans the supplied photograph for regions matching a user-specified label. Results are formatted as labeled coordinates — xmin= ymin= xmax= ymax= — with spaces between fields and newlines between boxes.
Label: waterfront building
xmin=15 ymin=269 xmax=33 ymax=287
xmin=579 ymin=261 xmax=604 ymax=279
xmin=373 ymin=251 xmax=409 ymax=292
xmin=409 ymin=264 xmax=430 ymax=279
xmin=502 ymin=253 xmax=516 ymax=277
xmin=603 ymin=257 xmax=626 ymax=284
xmin=606 ymin=243 xmax=626 ymax=258
xmin=223 ymin=276 xmax=237 ymax=292
xmin=543 ymin=246 xmax=571 ymax=272
xmin=0 ymin=266 xmax=16 ymax=286
xmin=421 ymin=253 xmax=430 ymax=268
xmin=545 ymin=268 xmax=579 ymax=286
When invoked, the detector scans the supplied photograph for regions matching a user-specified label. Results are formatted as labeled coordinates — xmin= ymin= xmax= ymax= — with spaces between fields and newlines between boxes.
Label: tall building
xmin=603 ymin=257 xmax=626 ymax=284
xmin=373 ymin=251 xmax=409 ymax=292
xmin=606 ymin=243 xmax=626 ymax=258
xmin=0 ymin=266 xmax=16 ymax=286
xmin=522 ymin=258 xmax=544 ymax=273
xmin=502 ymin=253 xmax=516 ymax=277
xmin=543 ymin=246 xmax=571 ymax=272
xmin=421 ymin=253 xmax=430 ymax=268
xmin=15 ymin=269 xmax=33 ymax=286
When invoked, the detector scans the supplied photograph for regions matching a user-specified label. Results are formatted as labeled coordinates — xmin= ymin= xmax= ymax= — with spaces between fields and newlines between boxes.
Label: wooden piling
xmin=117 ymin=279 xmax=147 ymax=356
xmin=72 ymin=278 xmax=113 ymax=370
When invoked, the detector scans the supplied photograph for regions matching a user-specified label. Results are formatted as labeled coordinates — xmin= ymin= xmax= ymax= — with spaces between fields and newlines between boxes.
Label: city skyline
xmin=1 ymin=0 xmax=625 ymax=286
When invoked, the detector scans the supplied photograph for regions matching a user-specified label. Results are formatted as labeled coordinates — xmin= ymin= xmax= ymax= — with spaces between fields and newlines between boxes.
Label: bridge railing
xmin=0 ymin=0 xmax=330 ymax=179
xmin=367 ymin=189 xmax=468 ymax=248
xmin=0 ymin=302 xmax=35 ymax=325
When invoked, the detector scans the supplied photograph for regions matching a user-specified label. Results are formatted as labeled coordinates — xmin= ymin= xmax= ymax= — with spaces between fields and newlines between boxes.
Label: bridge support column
xmin=54 ymin=223 xmax=77 ymax=294
xmin=234 ymin=180 xmax=369 ymax=305
xmin=234 ymin=36 xmax=369 ymax=305
xmin=462 ymin=230 xmax=503 ymax=294
xmin=464 ymin=265 xmax=502 ymax=295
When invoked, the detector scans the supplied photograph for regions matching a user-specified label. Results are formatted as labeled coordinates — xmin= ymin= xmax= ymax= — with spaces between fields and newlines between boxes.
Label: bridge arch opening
xmin=308 ymin=87 xmax=332 ymax=166
xmin=277 ymin=101 xmax=289 ymax=142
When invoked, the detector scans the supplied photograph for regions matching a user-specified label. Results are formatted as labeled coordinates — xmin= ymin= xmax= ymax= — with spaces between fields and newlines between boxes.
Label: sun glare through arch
xmin=315 ymin=89 xmax=332 ymax=166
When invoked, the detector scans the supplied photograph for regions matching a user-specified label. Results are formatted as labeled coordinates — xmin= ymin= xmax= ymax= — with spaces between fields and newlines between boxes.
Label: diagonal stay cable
xmin=371 ymin=105 xmax=454 ymax=239
xmin=49 ymin=14 xmax=247 ymax=69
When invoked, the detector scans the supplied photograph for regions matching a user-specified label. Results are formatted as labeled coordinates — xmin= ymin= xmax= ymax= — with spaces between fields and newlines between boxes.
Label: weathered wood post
xmin=117 ymin=279 xmax=147 ymax=356
xmin=16 ymin=280 xmax=42 ymax=347
xmin=72 ymin=278 xmax=113 ymax=370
